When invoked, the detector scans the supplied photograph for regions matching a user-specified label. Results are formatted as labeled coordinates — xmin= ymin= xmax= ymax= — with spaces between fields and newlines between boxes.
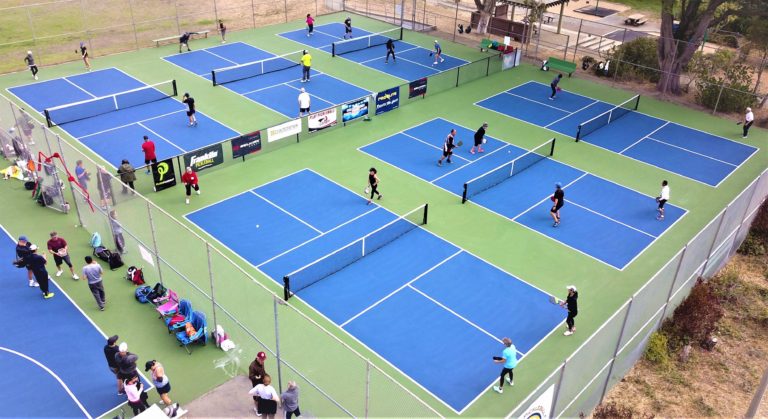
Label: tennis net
xmin=283 ymin=203 xmax=428 ymax=301
xmin=575 ymin=94 xmax=640 ymax=141
xmin=212 ymin=50 xmax=303 ymax=86
xmin=462 ymin=138 xmax=556 ymax=203
xmin=44 ymin=80 xmax=177 ymax=127
xmin=332 ymin=27 xmax=403 ymax=57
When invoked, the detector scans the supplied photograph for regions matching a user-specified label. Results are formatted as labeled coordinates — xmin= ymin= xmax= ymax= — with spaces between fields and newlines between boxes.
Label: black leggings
xmin=185 ymin=183 xmax=199 ymax=196
xmin=369 ymin=184 xmax=380 ymax=199
xmin=550 ymin=83 xmax=557 ymax=98
xmin=386 ymin=50 xmax=395 ymax=61
xmin=34 ymin=271 xmax=49 ymax=295
xmin=499 ymin=368 xmax=514 ymax=387
xmin=30 ymin=66 xmax=38 ymax=76
xmin=566 ymin=311 xmax=577 ymax=330
xmin=743 ymin=120 xmax=753 ymax=137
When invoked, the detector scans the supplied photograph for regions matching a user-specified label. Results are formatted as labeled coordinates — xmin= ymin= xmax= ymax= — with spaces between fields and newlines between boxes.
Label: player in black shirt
xmin=24 ymin=51 xmax=39 ymax=80
xmin=179 ymin=32 xmax=192 ymax=53
xmin=560 ymin=285 xmax=578 ymax=335
xmin=79 ymin=42 xmax=91 ymax=71
xmin=550 ymin=182 xmax=564 ymax=227
xmin=182 ymin=93 xmax=197 ymax=127
xmin=471 ymin=122 xmax=488 ymax=154
xmin=385 ymin=38 xmax=396 ymax=63
xmin=437 ymin=129 xmax=457 ymax=166
xmin=343 ymin=17 xmax=353 ymax=39
xmin=219 ymin=20 xmax=227 ymax=43
xmin=366 ymin=168 xmax=382 ymax=204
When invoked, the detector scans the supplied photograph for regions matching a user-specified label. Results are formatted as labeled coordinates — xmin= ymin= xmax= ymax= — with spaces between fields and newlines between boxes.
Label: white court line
xmin=618 ymin=121 xmax=669 ymax=154
xmin=569 ymin=201 xmax=657 ymax=238
xmin=544 ymin=101 xmax=601 ymax=128
xmin=511 ymin=173 xmax=588 ymax=221
xmin=400 ymin=132 xmax=472 ymax=163
xmin=62 ymin=78 xmax=97 ymax=98
xmin=503 ymin=90 xmax=574 ymax=113
xmin=0 ymin=347 xmax=93 ymax=419
xmin=645 ymin=136 xmax=738 ymax=167
xmin=137 ymin=121 xmax=187 ymax=154
xmin=359 ymin=45 xmax=420 ymax=65
xmin=77 ymin=109 xmax=186 ymax=139
xmin=250 ymin=191 xmax=323 ymax=234
xmin=430 ymin=144 xmax=512 ymax=184
xmin=204 ymin=49 xmax=240 ymax=66
xmin=256 ymin=206 xmax=382 ymax=268
xmin=340 ymin=249 xmax=463 ymax=327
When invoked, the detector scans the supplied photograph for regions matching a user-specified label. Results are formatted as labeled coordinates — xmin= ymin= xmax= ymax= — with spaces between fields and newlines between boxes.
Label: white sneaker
xmin=29 ymin=280 xmax=39 ymax=287
xmin=564 ymin=330 xmax=573 ymax=336
xmin=253 ymin=407 xmax=261 ymax=416
xmin=441 ymin=58 xmax=445 ymax=62
xmin=493 ymin=386 xmax=503 ymax=394
xmin=185 ymin=198 xmax=190 ymax=205
xmin=196 ymin=189 xmax=201 ymax=195
xmin=55 ymin=270 xmax=63 ymax=277
xmin=506 ymin=377 xmax=514 ymax=386
xmin=34 ymin=75 xmax=39 ymax=80
xmin=72 ymin=274 xmax=79 ymax=280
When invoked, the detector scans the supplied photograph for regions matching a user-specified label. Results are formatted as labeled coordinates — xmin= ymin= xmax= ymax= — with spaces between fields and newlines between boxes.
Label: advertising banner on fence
xmin=231 ymin=131 xmax=262 ymax=159
xmin=183 ymin=143 xmax=224 ymax=172
xmin=341 ymin=97 xmax=369 ymax=124
xmin=519 ymin=384 xmax=554 ymax=419
xmin=152 ymin=158 xmax=176 ymax=192
xmin=308 ymin=108 xmax=338 ymax=133
xmin=408 ymin=77 xmax=428 ymax=98
xmin=375 ymin=87 xmax=399 ymax=115
xmin=267 ymin=118 xmax=302 ymax=142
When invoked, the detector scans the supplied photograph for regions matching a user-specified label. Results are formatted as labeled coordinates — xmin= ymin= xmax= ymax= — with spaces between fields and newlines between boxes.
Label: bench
xmin=545 ymin=57 xmax=576 ymax=77
xmin=624 ymin=14 xmax=647 ymax=26
xmin=153 ymin=30 xmax=210 ymax=47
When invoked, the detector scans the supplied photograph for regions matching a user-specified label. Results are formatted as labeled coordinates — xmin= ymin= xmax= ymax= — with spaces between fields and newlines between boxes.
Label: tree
xmin=656 ymin=0 xmax=738 ymax=95
xmin=473 ymin=0 xmax=496 ymax=34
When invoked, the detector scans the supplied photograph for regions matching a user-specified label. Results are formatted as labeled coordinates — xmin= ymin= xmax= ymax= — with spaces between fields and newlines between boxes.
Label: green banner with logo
xmin=152 ymin=158 xmax=177 ymax=192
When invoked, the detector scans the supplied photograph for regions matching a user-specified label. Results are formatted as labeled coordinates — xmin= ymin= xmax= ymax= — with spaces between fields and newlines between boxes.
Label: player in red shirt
xmin=47 ymin=231 xmax=78 ymax=279
xmin=141 ymin=135 xmax=157 ymax=174
xmin=181 ymin=166 xmax=200 ymax=205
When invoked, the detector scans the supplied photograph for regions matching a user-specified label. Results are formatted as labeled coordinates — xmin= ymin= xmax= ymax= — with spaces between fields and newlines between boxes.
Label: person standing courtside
xmin=82 ymin=256 xmax=106 ymax=311
xmin=492 ymin=337 xmax=517 ymax=394
xmin=141 ymin=135 xmax=157 ymax=174
xmin=561 ymin=285 xmax=579 ymax=336
xmin=103 ymin=335 xmax=124 ymax=395
xmin=28 ymin=244 xmax=54 ymax=299
xmin=549 ymin=73 xmax=563 ymax=100
xmin=47 ymin=231 xmax=78 ymax=280
xmin=79 ymin=42 xmax=91 ymax=71
xmin=366 ymin=167 xmax=382 ymax=205
xmin=306 ymin=14 xmax=314 ymax=37
xmin=432 ymin=40 xmax=444 ymax=65
xmin=742 ymin=107 xmax=754 ymax=139
xmin=248 ymin=352 xmax=268 ymax=415
xmin=117 ymin=159 xmax=136 ymax=193
xmin=300 ymin=50 xmax=312 ymax=83
xmin=24 ymin=51 xmax=39 ymax=80
xmin=179 ymin=32 xmax=192 ymax=53
xmin=343 ymin=17 xmax=353 ymax=39
xmin=385 ymin=38 xmax=396 ymax=63
xmin=219 ymin=20 xmax=227 ymax=43
xmin=181 ymin=166 xmax=200 ymax=205
xmin=437 ymin=129 xmax=457 ymax=166
xmin=550 ymin=182 xmax=564 ymax=227
xmin=298 ymin=88 xmax=311 ymax=117
xmin=16 ymin=235 xmax=38 ymax=287
xmin=182 ymin=93 xmax=197 ymax=127
xmin=471 ymin=122 xmax=488 ymax=154
xmin=656 ymin=180 xmax=670 ymax=221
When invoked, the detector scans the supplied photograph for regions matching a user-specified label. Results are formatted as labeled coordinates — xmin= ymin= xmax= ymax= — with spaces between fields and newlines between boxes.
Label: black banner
xmin=408 ymin=78 xmax=428 ymax=98
xmin=375 ymin=87 xmax=399 ymax=115
xmin=341 ymin=98 xmax=369 ymax=124
xmin=152 ymin=158 xmax=177 ymax=192
xmin=232 ymin=131 xmax=262 ymax=159
xmin=183 ymin=143 xmax=224 ymax=172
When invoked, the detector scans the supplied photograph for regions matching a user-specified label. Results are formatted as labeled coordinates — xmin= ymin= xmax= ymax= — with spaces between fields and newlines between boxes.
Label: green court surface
xmin=0 ymin=11 xmax=765 ymax=418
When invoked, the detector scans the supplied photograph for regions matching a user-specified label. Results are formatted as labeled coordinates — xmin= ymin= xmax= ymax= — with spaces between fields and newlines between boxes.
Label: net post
xmin=634 ymin=94 xmax=640 ymax=110
xmin=44 ymin=110 xmax=53 ymax=128
xmin=283 ymin=276 xmax=291 ymax=301
xmin=549 ymin=137 xmax=556 ymax=156
xmin=422 ymin=203 xmax=428 ymax=224
xmin=171 ymin=79 xmax=178 ymax=96
xmin=399 ymin=27 xmax=403 ymax=40
xmin=211 ymin=71 xmax=217 ymax=86
xmin=461 ymin=184 xmax=469 ymax=204
xmin=575 ymin=126 xmax=581 ymax=142
xmin=332 ymin=43 xmax=337 ymax=57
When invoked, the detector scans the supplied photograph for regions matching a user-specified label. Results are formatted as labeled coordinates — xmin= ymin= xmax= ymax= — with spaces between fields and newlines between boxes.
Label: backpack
xmin=24 ymin=181 xmax=36 ymax=190
xmin=126 ymin=266 xmax=145 ymax=285
xmin=90 ymin=232 xmax=102 ymax=249
xmin=94 ymin=246 xmax=112 ymax=262
xmin=147 ymin=282 xmax=167 ymax=303
xmin=135 ymin=285 xmax=152 ymax=303
xmin=108 ymin=252 xmax=124 ymax=271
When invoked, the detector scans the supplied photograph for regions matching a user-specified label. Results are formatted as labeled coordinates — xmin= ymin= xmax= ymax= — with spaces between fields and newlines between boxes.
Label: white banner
xmin=138 ymin=244 xmax=155 ymax=267
xmin=267 ymin=119 xmax=302 ymax=142
xmin=308 ymin=108 xmax=338 ymax=133
xmin=520 ymin=384 xmax=554 ymax=419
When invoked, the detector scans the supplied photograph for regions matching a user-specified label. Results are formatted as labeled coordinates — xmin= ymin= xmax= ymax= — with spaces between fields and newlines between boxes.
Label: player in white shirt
xmin=656 ymin=180 xmax=670 ymax=221
xmin=742 ymin=107 xmax=754 ymax=139
xmin=298 ymin=88 xmax=311 ymax=117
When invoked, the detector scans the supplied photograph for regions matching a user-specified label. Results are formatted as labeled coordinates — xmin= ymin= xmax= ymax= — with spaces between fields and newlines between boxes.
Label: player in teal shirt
xmin=493 ymin=337 xmax=517 ymax=394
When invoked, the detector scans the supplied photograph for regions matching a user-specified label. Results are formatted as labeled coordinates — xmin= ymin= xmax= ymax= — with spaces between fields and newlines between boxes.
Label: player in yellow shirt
xmin=300 ymin=50 xmax=312 ymax=83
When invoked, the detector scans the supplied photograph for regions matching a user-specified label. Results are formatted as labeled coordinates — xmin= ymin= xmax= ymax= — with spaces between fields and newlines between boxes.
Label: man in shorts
xmin=432 ymin=40 xmax=444 ymax=65
xmin=437 ymin=129 xmax=457 ymax=166
xmin=343 ymin=17 xmax=353 ymax=39
xmin=179 ymin=32 xmax=192 ymax=53
xmin=141 ymin=135 xmax=157 ymax=174
xmin=471 ymin=122 xmax=488 ymax=154
xmin=103 ymin=335 xmax=124 ymax=395
xmin=182 ymin=93 xmax=197 ymax=127
xmin=550 ymin=182 xmax=564 ymax=227
xmin=385 ymin=38 xmax=396 ymax=63
xmin=47 ymin=231 xmax=79 ymax=280
xmin=298 ymin=88 xmax=311 ymax=117
xmin=656 ymin=180 xmax=669 ymax=220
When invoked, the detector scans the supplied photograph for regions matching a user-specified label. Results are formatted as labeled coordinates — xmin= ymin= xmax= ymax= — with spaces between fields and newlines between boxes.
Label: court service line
xmin=408 ymin=285 xmax=504 ymax=345
xmin=643 ymin=136 xmax=738 ymax=167
xmin=359 ymin=46 xmax=420 ymax=65
xmin=503 ymin=90 xmax=572 ymax=113
xmin=340 ymin=249 xmax=463 ymax=327
xmin=256 ymin=206 xmax=383 ymax=268
xmin=203 ymin=50 xmax=240 ymax=66
xmin=76 ymin=109 xmax=186 ymax=139
xmin=136 ymin=122 xmax=187 ymax=154
xmin=430 ymin=144 xmax=513 ymax=184
xmin=62 ymin=78 xmax=97 ymax=98
xmin=617 ymin=121 xmax=670 ymax=154
xmin=544 ymin=100 xmax=601 ymax=128
xmin=568 ymin=201 xmax=657 ymax=239
xmin=0 ymin=347 xmax=92 ymax=419
xmin=401 ymin=132 xmax=472 ymax=163
xmin=511 ymin=173 xmax=589 ymax=221
xmin=250 ymin=191 xmax=323 ymax=234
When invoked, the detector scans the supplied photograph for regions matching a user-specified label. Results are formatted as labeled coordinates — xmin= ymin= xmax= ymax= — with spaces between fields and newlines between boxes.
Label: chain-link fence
xmin=0 ymin=92 xmax=446 ymax=417
xmin=507 ymin=168 xmax=768 ymax=418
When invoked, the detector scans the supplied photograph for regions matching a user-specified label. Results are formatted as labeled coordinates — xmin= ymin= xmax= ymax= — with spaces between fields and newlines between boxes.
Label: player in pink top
xmin=306 ymin=14 xmax=314 ymax=37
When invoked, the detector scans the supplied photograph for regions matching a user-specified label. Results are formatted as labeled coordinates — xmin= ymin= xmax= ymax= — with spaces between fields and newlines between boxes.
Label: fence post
xmin=562 ymin=34 xmax=569 ymax=61
xmin=146 ymin=202 xmax=165 ymax=285
xmin=550 ymin=361 xmax=568 ymax=416
xmin=128 ymin=0 xmax=140 ymax=50
xmin=572 ymin=19 xmax=582 ymax=62
xmin=599 ymin=299 xmax=633 ymax=404
xmin=660 ymin=246 xmax=686 ymax=320
xmin=453 ymin=0 xmax=459 ymax=42
xmin=712 ymin=83 xmax=726 ymax=115
xmin=174 ymin=2 xmax=181 ymax=34
xmin=284 ymin=0 xmax=289 ymax=22
xmin=365 ymin=360 xmax=371 ymax=418
xmin=54 ymin=135 xmax=85 ymax=224
xmin=273 ymin=297 xmax=284 ymax=394
xmin=728 ymin=182 xmax=761 ymax=255
xmin=700 ymin=209 xmax=728 ymax=277
xmin=206 ymin=242 xmax=220 ymax=349
xmin=213 ymin=0 xmax=219 ymax=27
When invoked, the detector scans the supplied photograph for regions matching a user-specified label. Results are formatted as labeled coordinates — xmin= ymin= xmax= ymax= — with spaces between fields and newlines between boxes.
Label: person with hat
xmin=343 ymin=16 xmax=353 ymax=39
xmin=15 ymin=235 xmax=37 ymax=288
xmin=28 ymin=244 xmax=54 ymax=299
xmin=117 ymin=159 xmax=136 ymax=194
xmin=298 ymin=88 xmax=311 ymax=117
xmin=47 ymin=231 xmax=78 ymax=280
xmin=146 ymin=360 xmax=173 ymax=406
xmin=742 ymin=107 xmax=754 ymax=139
xmin=115 ymin=342 xmax=139 ymax=381
xmin=182 ymin=93 xmax=197 ymax=127
xmin=181 ymin=166 xmax=200 ymax=205
xmin=560 ymin=285 xmax=579 ymax=336
xmin=550 ymin=182 xmax=565 ymax=227
xmin=492 ymin=337 xmax=517 ymax=394
xmin=24 ymin=51 xmax=38 ymax=80
xmin=104 ymin=335 xmax=124 ymax=395
xmin=471 ymin=122 xmax=488 ymax=154
xmin=248 ymin=351 xmax=268 ymax=414
xmin=432 ymin=40 xmax=444 ymax=66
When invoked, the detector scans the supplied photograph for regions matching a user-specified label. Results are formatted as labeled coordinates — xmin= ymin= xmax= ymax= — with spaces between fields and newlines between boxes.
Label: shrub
xmin=607 ymin=37 xmax=661 ymax=83
xmin=593 ymin=401 xmax=654 ymax=419
xmin=689 ymin=49 xmax=756 ymax=112
xmin=644 ymin=331 xmax=671 ymax=370
xmin=738 ymin=232 xmax=766 ymax=256
xmin=665 ymin=279 xmax=724 ymax=349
